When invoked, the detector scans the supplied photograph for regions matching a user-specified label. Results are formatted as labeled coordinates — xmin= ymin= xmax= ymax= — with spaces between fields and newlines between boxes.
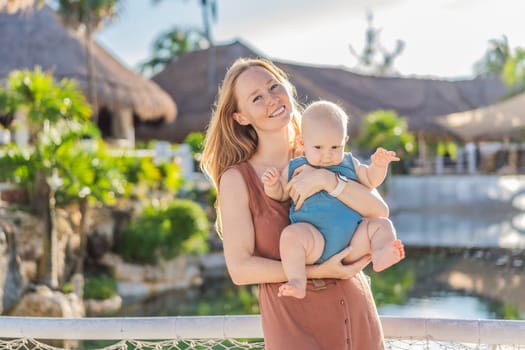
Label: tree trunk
xmin=202 ymin=0 xmax=216 ymax=92
xmin=76 ymin=198 xmax=88 ymax=276
xmin=85 ymin=26 xmax=98 ymax=125
xmin=72 ymin=197 xmax=89 ymax=299
xmin=33 ymin=170 xmax=57 ymax=288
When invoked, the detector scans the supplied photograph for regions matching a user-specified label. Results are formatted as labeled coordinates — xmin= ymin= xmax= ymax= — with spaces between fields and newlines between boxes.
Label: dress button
xmin=346 ymin=338 xmax=350 ymax=344
xmin=344 ymin=318 xmax=348 ymax=324
xmin=340 ymin=299 xmax=345 ymax=305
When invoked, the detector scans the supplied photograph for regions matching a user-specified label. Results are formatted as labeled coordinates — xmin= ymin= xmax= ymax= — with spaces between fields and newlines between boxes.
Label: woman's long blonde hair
xmin=200 ymin=57 xmax=301 ymax=190
xmin=200 ymin=58 xmax=301 ymax=235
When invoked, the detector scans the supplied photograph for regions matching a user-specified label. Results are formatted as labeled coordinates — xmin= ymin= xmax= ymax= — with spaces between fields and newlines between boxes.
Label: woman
xmin=201 ymin=57 xmax=386 ymax=350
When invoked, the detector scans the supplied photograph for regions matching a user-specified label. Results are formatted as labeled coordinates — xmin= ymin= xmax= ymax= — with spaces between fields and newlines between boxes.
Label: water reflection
xmin=379 ymin=293 xmax=497 ymax=319
xmin=369 ymin=248 xmax=524 ymax=320
xmin=114 ymin=282 xmax=259 ymax=317
xmin=113 ymin=247 xmax=524 ymax=320
xmin=391 ymin=205 xmax=525 ymax=248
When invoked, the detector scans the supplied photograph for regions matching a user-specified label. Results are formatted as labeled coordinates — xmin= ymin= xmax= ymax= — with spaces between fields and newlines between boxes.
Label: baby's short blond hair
xmin=301 ymin=100 xmax=348 ymax=135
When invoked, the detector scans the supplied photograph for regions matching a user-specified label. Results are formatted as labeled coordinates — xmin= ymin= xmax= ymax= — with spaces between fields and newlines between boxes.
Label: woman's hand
xmin=310 ymin=247 xmax=371 ymax=280
xmin=286 ymin=165 xmax=336 ymax=210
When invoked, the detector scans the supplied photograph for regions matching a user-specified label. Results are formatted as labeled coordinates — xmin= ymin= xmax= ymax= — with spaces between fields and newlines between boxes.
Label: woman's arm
xmin=287 ymin=165 xmax=389 ymax=217
xmin=220 ymin=168 xmax=287 ymax=285
xmin=220 ymin=167 xmax=369 ymax=285
xmin=307 ymin=247 xmax=372 ymax=279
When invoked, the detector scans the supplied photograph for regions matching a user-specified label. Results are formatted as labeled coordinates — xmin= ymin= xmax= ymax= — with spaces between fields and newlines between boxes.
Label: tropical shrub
xmin=83 ymin=275 xmax=118 ymax=300
xmin=356 ymin=110 xmax=416 ymax=174
xmin=117 ymin=199 xmax=210 ymax=265
xmin=183 ymin=131 xmax=205 ymax=159
xmin=0 ymin=67 xmax=110 ymax=286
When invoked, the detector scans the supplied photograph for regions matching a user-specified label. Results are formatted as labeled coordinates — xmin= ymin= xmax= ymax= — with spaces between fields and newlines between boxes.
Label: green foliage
xmin=0 ymin=145 xmax=32 ymax=184
xmin=356 ymin=110 xmax=416 ymax=173
xmin=474 ymin=36 xmax=525 ymax=96
xmin=436 ymin=140 xmax=458 ymax=159
xmin=183 ymin=185 xmax=217 ymax=211
xmin=117 ymin=199 xmax=210 ymax=265
xmin=112 ymin=154 xmax=183 ymax=199
xmin=53 ymin=0 xmax=121 ymax=31
xmin=196 ymin=285 xmax=259 ymax=316
xmin=54 ymin=137 xmax=128 ymax=205
xmin=63 ymin=274 xmax=118 ymax=300
xmin=139 ymin=27 xmax=209 ymax=76
xmin=158 ymin=161 xmax=184 ymax=192
xmin=62 ymin=281 xmax=73 ymax=294
xmin=0 ymin=66 xmax=91 ymax=125
xmin=473 ymin=35 xmax=510 ymax=77
xmin=367 ymin=262 xmax=415 ymax=307
xmin=502 ymin=47 xmax=525 ymax=96
xmin=0 ymin=68 xmax=129 ymax=207
xmin=490 ymin=303 xmax=523 ymax=320
xmin=357 ymin=110 xmax=415 ymax=153
xmin=183 ymin=131 xmax=205 ymax=158
xmin=83 ymin=275 xmax=117 ymax=300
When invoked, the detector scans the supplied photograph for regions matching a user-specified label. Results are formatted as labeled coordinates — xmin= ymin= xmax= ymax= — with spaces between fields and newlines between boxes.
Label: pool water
xmin=113 ymin=247 xmax=525 ymax=320
xmin=379 ymin=293 xmax=499 ymax=319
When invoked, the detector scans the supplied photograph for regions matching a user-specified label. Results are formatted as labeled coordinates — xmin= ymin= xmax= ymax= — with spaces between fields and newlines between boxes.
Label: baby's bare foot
xmin=372 ymin=239 xmax=405 ymax=272
xmin=278 ymin=280 xmax=306 ymax=299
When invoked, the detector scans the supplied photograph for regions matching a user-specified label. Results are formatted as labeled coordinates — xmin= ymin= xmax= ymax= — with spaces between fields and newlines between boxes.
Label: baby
xmin=262 ymin=100 xmax=405 ymax=299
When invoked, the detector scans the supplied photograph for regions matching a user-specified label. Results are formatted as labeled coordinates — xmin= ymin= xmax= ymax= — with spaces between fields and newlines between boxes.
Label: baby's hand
xmin=261 ymin=167 xmax=280 ymax=187
xmin=371 ymin=147 xmax=400 ymax=168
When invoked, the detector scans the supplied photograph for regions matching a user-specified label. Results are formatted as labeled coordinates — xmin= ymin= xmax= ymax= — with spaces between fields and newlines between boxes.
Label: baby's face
xmin=302 ymin=120 xmax=347 ymax=167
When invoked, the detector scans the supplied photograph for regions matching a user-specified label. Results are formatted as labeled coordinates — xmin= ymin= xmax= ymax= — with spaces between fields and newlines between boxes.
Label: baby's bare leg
xmin=343 ymin=220 xmax=374 ymax=264
xmin=344 ymin=218 xmax=405 ymax=272
xmin=279 ymin=223 xmax=325 ymax=299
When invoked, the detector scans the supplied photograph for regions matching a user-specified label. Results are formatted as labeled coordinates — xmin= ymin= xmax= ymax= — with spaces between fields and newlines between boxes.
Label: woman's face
xmin=233 ymin=66 xmax=293 ymax=132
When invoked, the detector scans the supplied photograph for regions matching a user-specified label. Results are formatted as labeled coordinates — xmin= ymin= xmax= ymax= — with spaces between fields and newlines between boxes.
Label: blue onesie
xmin=288 ymin=153 xmax=363 ymax=263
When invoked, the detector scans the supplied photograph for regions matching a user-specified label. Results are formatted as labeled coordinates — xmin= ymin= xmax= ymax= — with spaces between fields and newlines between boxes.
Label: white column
xmin=111 ymin=108 xmax=135 ymax=148
xmin=465 ymin=142 xmax=476 ymax=174
xmin=435 ymin=155 xmax=444 ymax=175
xmin=455 ymin=148 xmax=464 ymax=174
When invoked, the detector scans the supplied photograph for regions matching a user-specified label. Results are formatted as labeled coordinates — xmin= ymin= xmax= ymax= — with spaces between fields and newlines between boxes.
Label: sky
xmin=96 ymin=0 xmax=525 ymax=79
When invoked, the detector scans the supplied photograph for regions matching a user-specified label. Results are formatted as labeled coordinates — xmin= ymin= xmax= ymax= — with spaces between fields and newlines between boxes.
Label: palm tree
xmin=151 ymin=0 xmax=217 ymax=43
xmin=0 ymin=68 xmax=93 ymax=288
xmin=356 ymin=110 xmax=416 ymax=174
xmin=473 ymin=35 xmax=511 ymax=77
xmin=198 ymin=0 xmax=217 ymax=89
xmin=151 ymin=0 xmax=217 ymax=88
xmin=349 ymin=11 xmax=405 ymax=76
xmin=501 ymin=47 xmax=525 ymax=96
xmin=52 ymin=0 xmax=120 ymax=125
xmin=139 ymin=27 xmax=209 ymax=76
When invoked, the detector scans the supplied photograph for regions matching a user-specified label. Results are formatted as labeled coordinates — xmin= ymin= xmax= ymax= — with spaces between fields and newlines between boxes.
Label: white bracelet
xmin=329 ymin=175 xmax=347 ymax=197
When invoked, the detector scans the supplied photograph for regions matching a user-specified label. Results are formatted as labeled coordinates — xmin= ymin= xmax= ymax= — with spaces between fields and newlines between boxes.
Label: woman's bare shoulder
xmin=220 ymin=166 xmax=246 ymax=193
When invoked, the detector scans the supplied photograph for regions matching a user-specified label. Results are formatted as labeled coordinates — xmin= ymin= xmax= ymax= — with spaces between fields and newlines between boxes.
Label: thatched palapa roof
xmin=0 ymin=5 xmax=176 ymax=122
xmin=140 ymin=40 xmax=507 ymax=143
xmin=277 ymin=62 xmax=507 ymax=136
xmin=142 ymin=42 xmax=257 ymax=142
xmin=436 ymin=92 xmax=525 ymax=141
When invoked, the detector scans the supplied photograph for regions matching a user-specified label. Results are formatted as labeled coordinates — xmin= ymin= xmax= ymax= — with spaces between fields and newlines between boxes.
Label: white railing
xmin=0 ymin=315 xmax=525 ymax=349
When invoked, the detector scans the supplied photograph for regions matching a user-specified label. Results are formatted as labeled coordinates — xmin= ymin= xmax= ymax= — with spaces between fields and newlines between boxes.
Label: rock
xmin=200 ymin=252 xmax=228 ymax=279
xmin=84 ymin=295 xmax=122 ymax=316
xmin=9 ymin=285 xmax=85 ymax=318
xmin=99 ymin=253 xmax=203 ymax=303
xmin=0 ymin=222 xmax=24 ymax=314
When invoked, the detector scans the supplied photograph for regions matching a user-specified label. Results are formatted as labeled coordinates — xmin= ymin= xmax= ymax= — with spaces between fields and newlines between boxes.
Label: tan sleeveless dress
xmin=232 ymin=161 xmax=384 ymax=350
